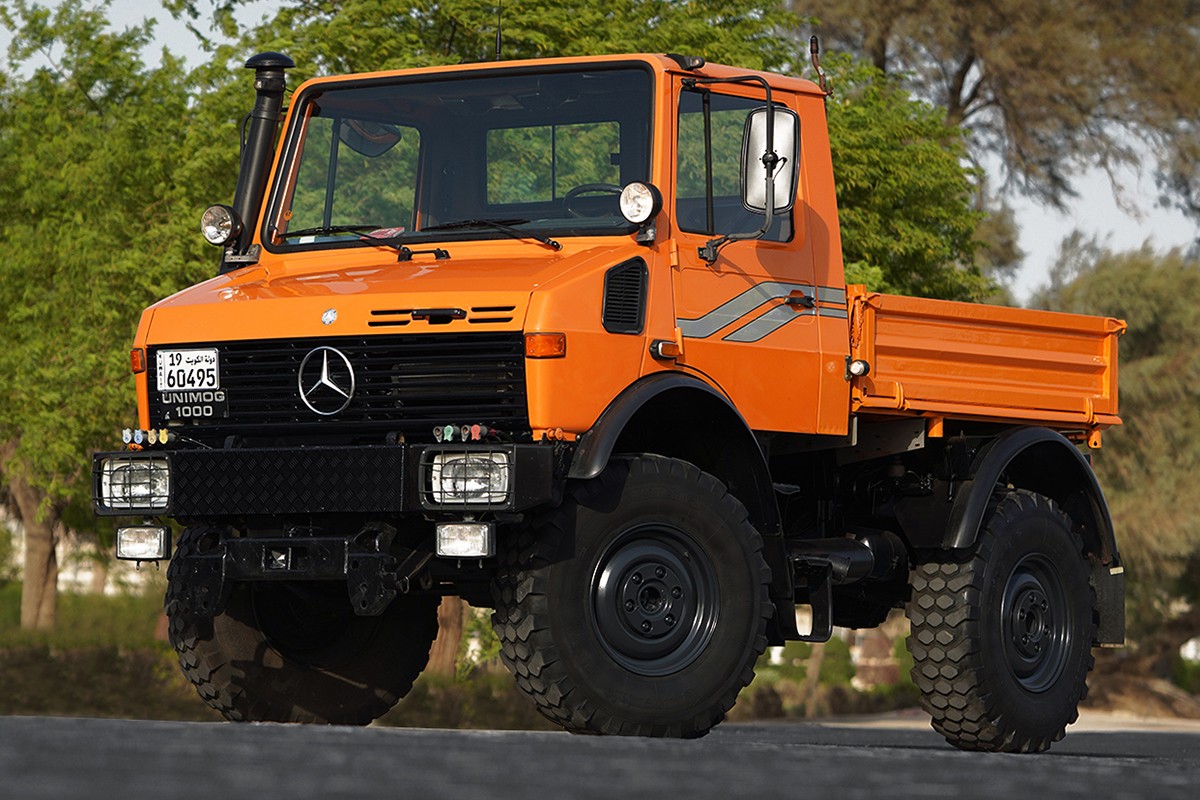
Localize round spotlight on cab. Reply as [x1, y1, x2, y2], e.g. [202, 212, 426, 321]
[619, 182, 663, 225]
[200, 204, 242, 247]
[847, 359, 871, 378]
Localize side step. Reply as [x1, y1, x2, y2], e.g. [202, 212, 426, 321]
[788, 532, 907, 643]
[791, 557, 835, 642]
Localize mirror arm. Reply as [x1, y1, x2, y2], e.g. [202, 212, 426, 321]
[684, 75, 778, 264]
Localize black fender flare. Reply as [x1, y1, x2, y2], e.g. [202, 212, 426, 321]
[569, 376, 761, 493]
[568, 373, 777, 532]
[570, 373, 719, 480]
[944, 426, 1124, 644]
[568, 373, 794, 640]
[945, 427, 1117, 560]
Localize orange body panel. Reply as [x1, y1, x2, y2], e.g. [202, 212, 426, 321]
[848, 287, 1124, 431]
[132, 54, 1121, 443]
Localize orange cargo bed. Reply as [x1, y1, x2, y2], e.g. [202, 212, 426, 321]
[848, 287, 1124, 432]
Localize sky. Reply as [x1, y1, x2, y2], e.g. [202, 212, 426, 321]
[8, 1, 1199, 303]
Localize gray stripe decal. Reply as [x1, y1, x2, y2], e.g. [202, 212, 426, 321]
[677, 281, 810, 339]
[723, 305, 813, 343]
[817, 286, 846, 305]
[821, 308, 849, 319]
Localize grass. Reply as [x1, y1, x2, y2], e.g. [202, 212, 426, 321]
[0, 579, 166, 648]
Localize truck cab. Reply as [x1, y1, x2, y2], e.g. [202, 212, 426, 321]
[94, 52, 1123, 753]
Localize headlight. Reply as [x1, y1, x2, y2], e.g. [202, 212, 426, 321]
[619, 182, 663, 225]
[428, 452, 510, 505]
[99, 457, 170, 511]
[116, 526, 171, 561]
[200, 204, 242, 246]
[436, 522, 496, 558]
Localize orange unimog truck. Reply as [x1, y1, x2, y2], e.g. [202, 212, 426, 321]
[93, 49, 1125, 753]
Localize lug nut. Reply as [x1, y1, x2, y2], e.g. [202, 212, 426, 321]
[671, 587, 682, 599]
[625, 600, 635, 611]
[655, 566, 666, 578]
[641, 621, 652, 633]
[631, 573, 643, 584]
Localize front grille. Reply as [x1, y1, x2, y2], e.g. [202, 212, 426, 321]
[149, 332, 527, 442]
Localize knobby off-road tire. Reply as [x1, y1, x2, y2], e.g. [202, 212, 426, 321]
[165, 525, 440, 724]
[491, 455, 773, 738]
[906, 491, 1098, 753]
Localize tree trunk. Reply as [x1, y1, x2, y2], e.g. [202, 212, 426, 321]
[426, 596, 466, 677]
[8, 473, 59, 630]
[89, 552, 109, 594]
[802, 643, 828, 717]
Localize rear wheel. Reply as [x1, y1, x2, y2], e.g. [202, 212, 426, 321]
[491, 456, 772, 737]
[906, 491, 1097, 752]
[166, 525, 439, 724]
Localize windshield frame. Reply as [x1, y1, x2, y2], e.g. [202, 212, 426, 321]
[261, 60, 657, 256]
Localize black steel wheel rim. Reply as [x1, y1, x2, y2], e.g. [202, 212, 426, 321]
[1000, 553, 1072, 693]
[591, 524, 720, 677]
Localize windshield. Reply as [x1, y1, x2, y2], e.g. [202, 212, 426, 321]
[266, 65, 653, 251]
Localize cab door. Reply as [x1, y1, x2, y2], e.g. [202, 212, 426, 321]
[668, 77, 827, 435]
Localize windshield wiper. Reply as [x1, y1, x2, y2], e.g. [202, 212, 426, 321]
[278, 224, 397, 239]
[276, 224, 411, 257]
[421, 218, 562, 251]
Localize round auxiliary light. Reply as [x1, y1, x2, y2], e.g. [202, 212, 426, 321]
[200, 204, 242, 247]
[619, 182, 663, 225]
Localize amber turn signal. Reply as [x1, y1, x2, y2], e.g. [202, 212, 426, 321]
[524, 332, 567, 358]
[130, 348, 147, 374]
[650, 339, 681, 359]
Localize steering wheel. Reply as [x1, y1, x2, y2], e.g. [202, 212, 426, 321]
[563, 183, 622, 218]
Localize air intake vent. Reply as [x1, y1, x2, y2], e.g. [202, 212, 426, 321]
[602, 258, 647, 335]
[368, 307, 517, 327]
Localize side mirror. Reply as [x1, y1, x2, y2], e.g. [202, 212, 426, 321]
[741, 106, 799, 213]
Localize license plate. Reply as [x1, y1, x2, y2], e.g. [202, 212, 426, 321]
[156, 348, 220, 391]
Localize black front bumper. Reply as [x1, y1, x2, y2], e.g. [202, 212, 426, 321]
[93, 443, 557, 518]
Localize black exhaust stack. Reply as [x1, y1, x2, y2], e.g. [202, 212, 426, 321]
[222, 52, 294, 273]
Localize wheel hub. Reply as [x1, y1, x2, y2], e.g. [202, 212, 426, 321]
[617, 561, 686, 638]
[592, 525, 719, 677]
[1001, 555, 1072, 693]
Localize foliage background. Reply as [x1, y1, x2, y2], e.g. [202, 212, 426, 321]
[1, 0, 1198, 719]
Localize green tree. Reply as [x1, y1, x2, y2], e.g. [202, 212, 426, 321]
[0, 0, 201, 627]
[1033, 241, 1200, 691]
[174, 0, 799, 81]
[806, 0, 1200, 220]
[825, 56, 988, 300]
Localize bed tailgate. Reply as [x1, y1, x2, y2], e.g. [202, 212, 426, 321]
[848, 288, 1125, 430]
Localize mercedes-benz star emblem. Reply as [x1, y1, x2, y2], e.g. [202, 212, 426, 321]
[298, 347, 356, 416]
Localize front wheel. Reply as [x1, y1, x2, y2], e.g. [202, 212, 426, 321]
[491, 456, 772, 737]
[906, 491, 1097, 752]
[166, 525, 440, 724]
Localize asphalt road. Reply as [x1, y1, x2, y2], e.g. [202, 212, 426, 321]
[1, 712, 1197, 800]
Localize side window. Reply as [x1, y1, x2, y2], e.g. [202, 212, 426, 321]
[676, 91, 791, 241]
[487, 121, 621, 205]
[288, 118, 420, 232]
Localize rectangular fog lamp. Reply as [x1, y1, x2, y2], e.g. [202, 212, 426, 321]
[436, 522, 495, 558]
[116, 526, 171, 561]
